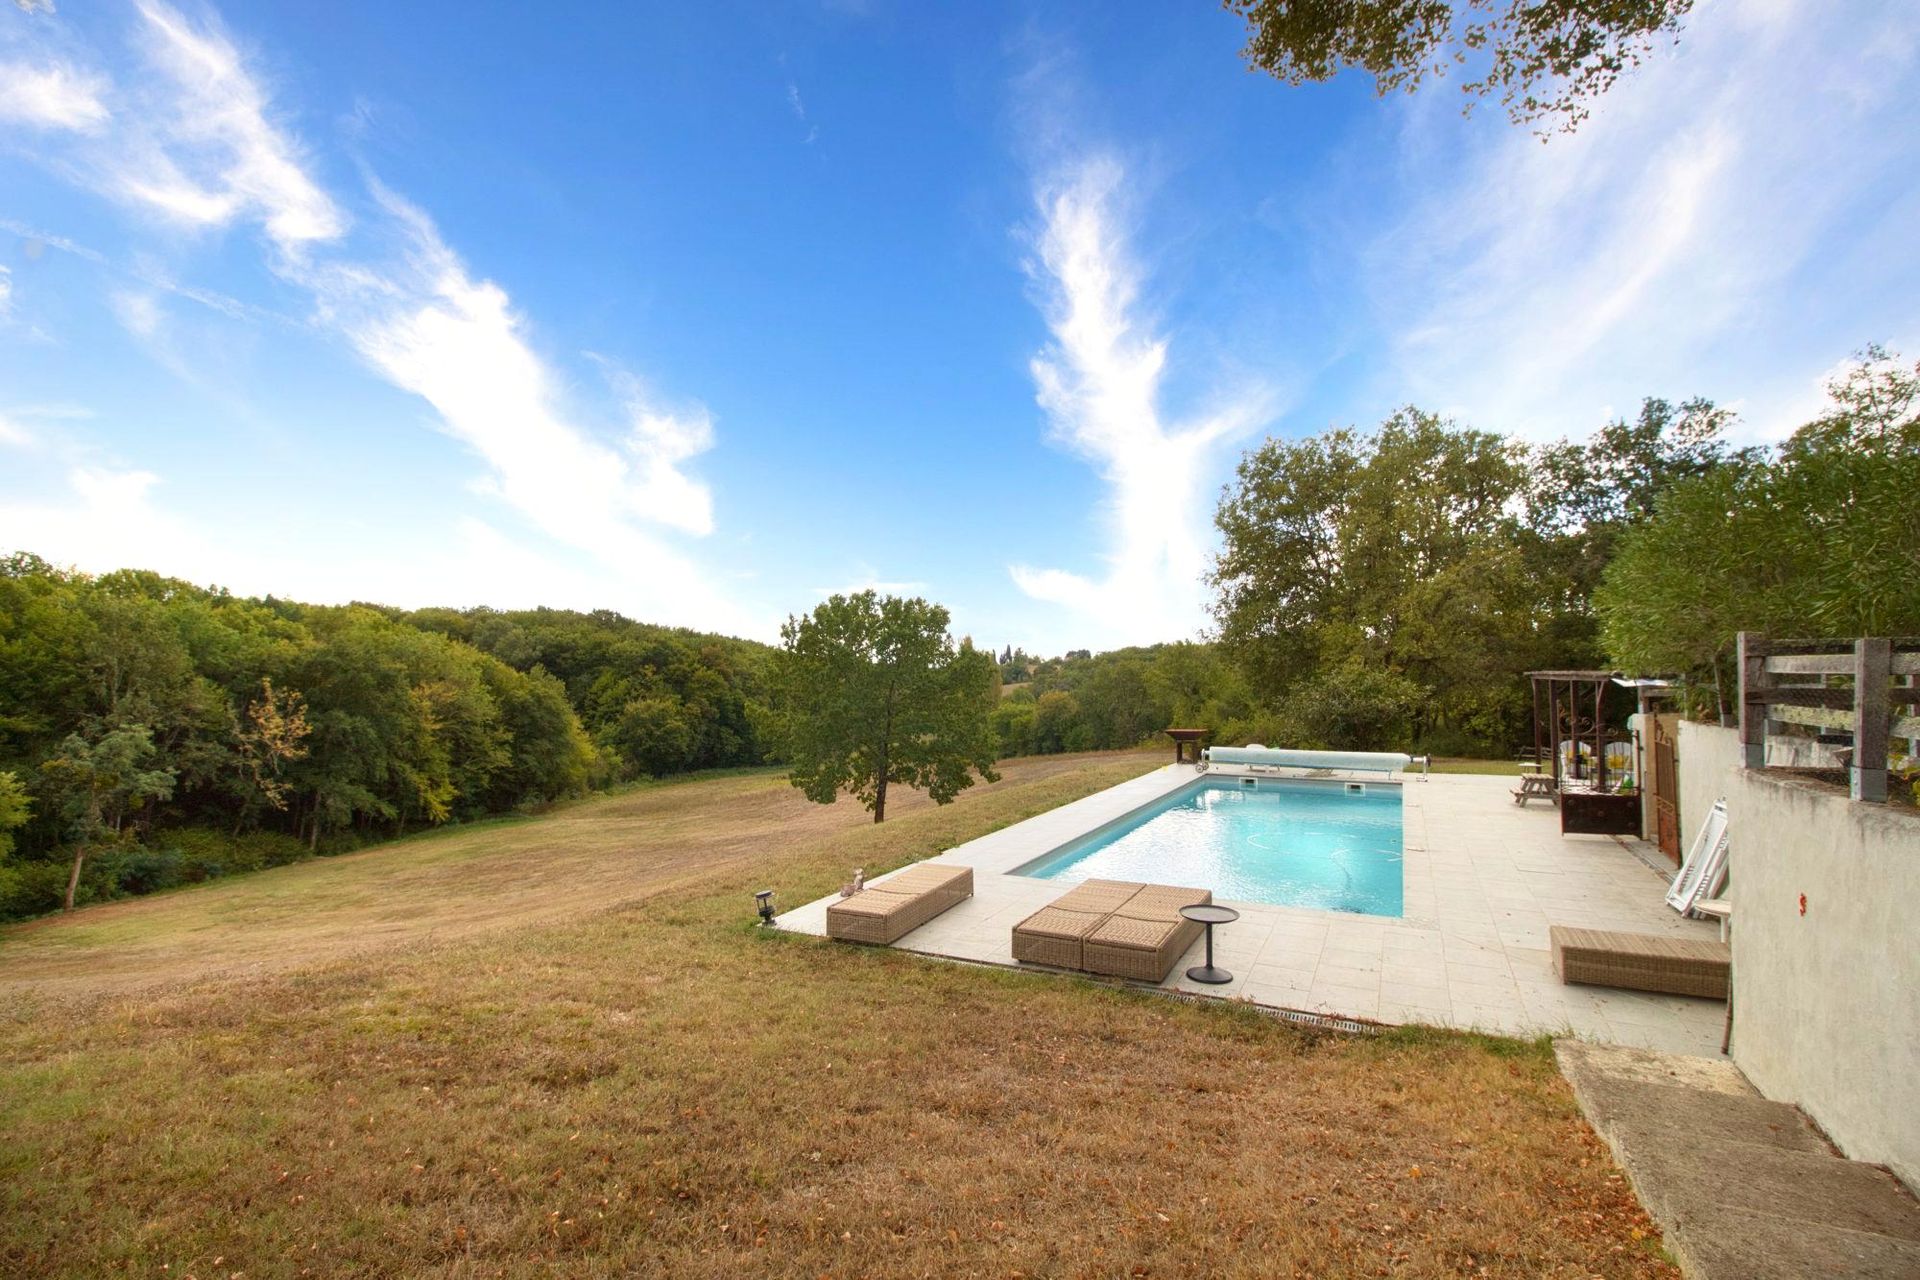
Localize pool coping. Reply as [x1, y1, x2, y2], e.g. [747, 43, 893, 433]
[775, 762, 1729, 1056]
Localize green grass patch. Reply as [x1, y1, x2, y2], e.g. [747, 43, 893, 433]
[1409, 757, 1534, 776]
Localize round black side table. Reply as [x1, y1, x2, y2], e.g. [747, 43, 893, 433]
[1179, 903, 1240, 984]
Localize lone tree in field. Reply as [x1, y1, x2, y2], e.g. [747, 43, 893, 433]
[777, 592, 999, 823]
[1225, 0, 1693, 132]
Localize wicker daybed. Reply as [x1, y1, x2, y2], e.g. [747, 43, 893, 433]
[1013, 879, 1212, 983]
[1550, 925, 1730, 999]
[826, 863, 973, 946]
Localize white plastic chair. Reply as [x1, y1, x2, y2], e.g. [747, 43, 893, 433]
[1667, 798, 1730, 916]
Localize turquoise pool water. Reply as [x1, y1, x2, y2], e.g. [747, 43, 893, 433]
[1017, 779, 1404, 917]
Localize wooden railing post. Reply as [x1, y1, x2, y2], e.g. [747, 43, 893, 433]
[1738, 631, 1768, 769]
[1853, 637, 1892, 802]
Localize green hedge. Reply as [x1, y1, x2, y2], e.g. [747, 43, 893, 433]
[0, 828, 313, 921]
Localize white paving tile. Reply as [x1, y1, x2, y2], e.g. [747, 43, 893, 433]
[775, 765, 1725, 1053]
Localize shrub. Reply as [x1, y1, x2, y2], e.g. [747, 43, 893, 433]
[140, 828, 312, 889]
[160, 828, 259, 880]
[243, 829, 311, 869]
[105, 845, 187, 895]
[990, 697, 1037, 757]
[1275, 666, 1423, 751]
[0, 859, 90, 919]
[1212, 713, 1286, 748]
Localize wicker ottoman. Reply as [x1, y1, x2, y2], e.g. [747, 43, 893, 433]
[1050, 878, 1146, 913]
[1550, 925, 1730, 999]
[1113, 883, 1212, 921]
[1082, 913, 1205, 983]
[1011, 905, 1108, 969]
[826, 863, 973, 945]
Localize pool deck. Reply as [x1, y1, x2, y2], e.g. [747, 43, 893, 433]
[776, 764, 1728, 1055]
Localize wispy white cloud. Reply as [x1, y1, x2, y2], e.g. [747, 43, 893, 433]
[322, 188, 734, 600]
[0, 264, 11, 315]
[109, 288, 162, 338]
[107, 286, 213, 389]
[115, 0, 344, 253]
[0, 402, 89, 449]
[2, 6, 342, 249]
[0, 217, 106, 264]
[0, 0, 761, 636]
[1010, 155, 1270, 648]
[808, 567, 931, 600]
[0, 217, 279, 327]
[0, 59, 109, 130]
[590, 357, 717, 536]
[0, 374, 772, 634]
[784, 80, 818, 144]
[1364, 0, 1920, 441]
[0, 465, 204, 579]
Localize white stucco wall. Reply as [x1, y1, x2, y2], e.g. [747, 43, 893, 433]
[1677, 720, 1920, 1190]
[1676, 719, 1743, 853]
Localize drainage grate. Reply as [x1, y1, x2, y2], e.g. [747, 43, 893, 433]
[1155, 987, 1382, 1035]
[1344, 781, 1366, 795]
[1271, 1007, 1379, 1035]
[905, 948, 1384, 1036]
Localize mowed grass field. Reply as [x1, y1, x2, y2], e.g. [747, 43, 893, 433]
[0, 751, 1674, 1279]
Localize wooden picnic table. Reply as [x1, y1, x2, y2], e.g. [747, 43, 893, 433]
[1512, 771, 1557, 806]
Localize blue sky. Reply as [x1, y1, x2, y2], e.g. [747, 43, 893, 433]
[2, 0, 1917, 653]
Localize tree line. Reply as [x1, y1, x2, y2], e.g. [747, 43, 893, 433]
[6, 347, 1908, 913]
[980, 392, 1758, 760]
[991, 346, 1917, 760]
[0, 563, 778, 919]
[1205, 394, 1752, 753]
[991, 643, 1256, 758]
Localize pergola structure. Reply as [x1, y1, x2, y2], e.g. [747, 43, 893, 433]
[1526, 670, 1640, 836]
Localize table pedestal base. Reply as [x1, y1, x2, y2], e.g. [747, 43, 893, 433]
[1180, 910, 1238, 986]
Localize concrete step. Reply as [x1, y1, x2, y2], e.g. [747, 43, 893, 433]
[1557, 1039, 1920, 1280]
[1628, 1132, 1920, 1243]
[1684, 1207, 1920, 1280]
[1560, 1038, 1752, 1094]
[1600, 1080, 1832, 1156]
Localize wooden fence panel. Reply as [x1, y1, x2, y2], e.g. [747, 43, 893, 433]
[1737, 631, 1914, 804]
[1854, 638, 1892, 803]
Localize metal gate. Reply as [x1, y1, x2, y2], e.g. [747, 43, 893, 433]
[1651, 715, 1680, 862]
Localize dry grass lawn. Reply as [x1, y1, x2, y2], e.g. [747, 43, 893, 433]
[0, 753, 1138, 1000]
[0, 751, 1675, 1278]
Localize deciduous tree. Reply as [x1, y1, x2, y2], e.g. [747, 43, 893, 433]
[777, 593, 999, 823]
[1225, 0, 1693, 132]
[0, 770, 27, 860]
[39, 725, 176, 910]
[1598, 348, 1920, 691]
[1211, 409, 1537, 745]
[231, 677, 310, 831]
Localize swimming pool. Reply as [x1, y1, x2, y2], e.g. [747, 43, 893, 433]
[1014, 778, 1404, 917]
